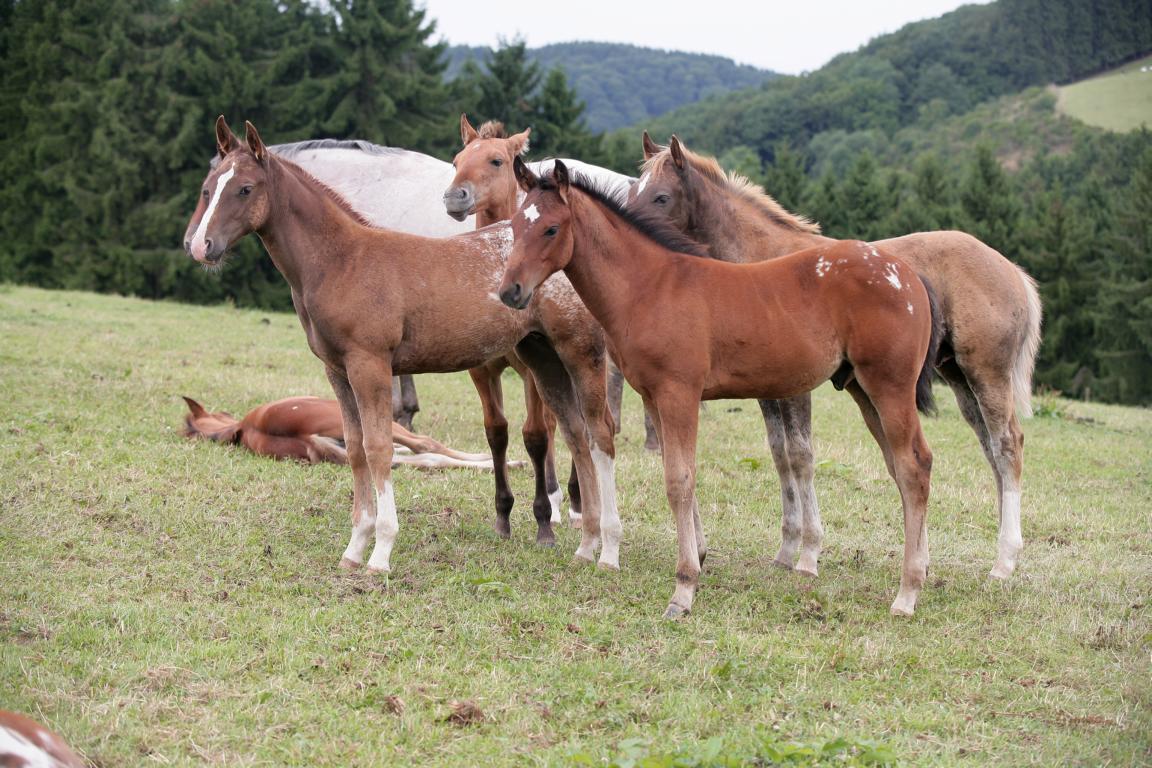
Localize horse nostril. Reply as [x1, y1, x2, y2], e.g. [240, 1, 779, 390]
[204, 238, 213, 253]
[184, 239, 190, 252]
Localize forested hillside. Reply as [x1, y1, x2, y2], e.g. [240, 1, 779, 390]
[446, 42, 776, 132]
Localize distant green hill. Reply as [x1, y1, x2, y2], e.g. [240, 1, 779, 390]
[616, 0, 1152, 162]
[1057, 54, 1152, 132]
[445, 42, 776, 133]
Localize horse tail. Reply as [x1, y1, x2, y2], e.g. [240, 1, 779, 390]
[1012, 267, 1043, 418]
[181, 396, 242, 445]
[915, 277, 944, 417]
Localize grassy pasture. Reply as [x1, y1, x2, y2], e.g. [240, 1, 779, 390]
[1, 285, 1149, 766]
[1056, 54, 1152, 132]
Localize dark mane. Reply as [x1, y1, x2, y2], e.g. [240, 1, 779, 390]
[539, 169, 708, 258]
[271, 139, 407, 158]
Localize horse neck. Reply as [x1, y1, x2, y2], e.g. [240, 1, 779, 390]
[476, 193, 517, 229]
[256, 159, 364, 292]
[688, 176, 832, 261]
[562, 192, 669, 339]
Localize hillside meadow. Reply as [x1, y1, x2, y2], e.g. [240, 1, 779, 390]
[1, 285, 1149, 766]
[1057, 54, 1152, 133]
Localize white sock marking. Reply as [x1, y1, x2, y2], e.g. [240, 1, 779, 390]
[366, 480, 398, 572]
[342, 505, 375, 564]
[549, 487, 563, 524]
[592, 446, 621, 567]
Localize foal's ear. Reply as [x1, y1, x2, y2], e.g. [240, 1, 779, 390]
[513, 156, 539, 192]
[642, 131, 662, 160]
[244, 120, 267, 163]
[510, 127, 531, 157]
[460, 113, 480, 146]
[553, 159, 570, 204]
[215, 115, 240, 158]
[670, 135, 687, 171]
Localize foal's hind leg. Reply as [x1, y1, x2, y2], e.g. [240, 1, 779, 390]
[346, 360, 401, 574]
[467, 363, 515, 538]
[516, 335, 605, 565]
[390, 374, 420, 430]
[519, 368, 559, 546]
[760, 395, 823, 576]
[943, 358, 1025, 578]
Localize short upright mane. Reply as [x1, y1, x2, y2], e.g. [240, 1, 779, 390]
[642, 147, 821, 235]
[542, 170, 708, 258]
[272, 153, 375, 228]
[477, 121, 507, 139]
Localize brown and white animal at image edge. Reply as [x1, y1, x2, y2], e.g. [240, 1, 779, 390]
[183, 117, 620, 577]
[499, 158, 943, 617]
[0, 710, 86, 767]
[628, 133, 1042, 582]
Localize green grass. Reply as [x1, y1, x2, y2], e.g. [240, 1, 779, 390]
[1, 285, 1149, 766]
[1057, 54, 1152, 132]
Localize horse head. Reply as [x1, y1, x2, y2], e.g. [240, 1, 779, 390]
[443, 114, 531, 223]
[183, 116, 272, 266]
[498, 158, 574, 310]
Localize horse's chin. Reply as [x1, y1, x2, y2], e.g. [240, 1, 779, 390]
[196, 252, 229, 273]
[445, 207, 472, 222]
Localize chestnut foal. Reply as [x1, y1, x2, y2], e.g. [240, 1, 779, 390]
[629, 135, 1042, 580]
[500, 160, 942, 617]
[183, 118, 619, 573]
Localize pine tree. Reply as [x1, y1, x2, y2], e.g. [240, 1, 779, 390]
[533, 66, 599, 159]
[468, 37, 541, 132]
[837, 151, 891, 241]
[960, 144, 1021, 259]
[762, 142, 807, 214]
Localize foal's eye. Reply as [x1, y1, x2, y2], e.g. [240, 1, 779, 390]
[491, 158, 503, 168]
[544, 225, 559, 237]
[654, 193, 670, 205]
[238, 185, 253, 197]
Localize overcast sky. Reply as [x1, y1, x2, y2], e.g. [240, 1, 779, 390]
[418, 0, 991, 74]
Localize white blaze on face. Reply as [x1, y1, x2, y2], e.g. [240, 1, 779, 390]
[190, 162, 236, 260]
[521, 203, 540, 225]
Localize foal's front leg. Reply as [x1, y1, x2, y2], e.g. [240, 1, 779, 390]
[655, 390, 703, 618]
[760, 395, 823, 576]
[348, 360, 400, 574]
[328, 368, 376, 570]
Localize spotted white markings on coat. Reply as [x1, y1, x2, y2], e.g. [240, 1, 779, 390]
[884, 262, 903, 290]
[815, 254, 832, 277]
[522, 204, 540, 224]
[907, 302, 915, 314]
[190, 162, 236, 260]
[636, 172, 650, 195]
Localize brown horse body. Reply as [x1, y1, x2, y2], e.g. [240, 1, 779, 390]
[629, 135, 1041, 580]
[0, 709, 85, 767]
[182, 118, 619, 575]
[500, 161, 940, 617]
[182, 396, 504, 469]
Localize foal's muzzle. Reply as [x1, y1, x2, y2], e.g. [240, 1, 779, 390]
[442, 184, 475, 222]
[499, 282, 531, 311]
[186, 237, 224, 265]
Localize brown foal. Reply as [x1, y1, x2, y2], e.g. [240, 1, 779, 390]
[630, 135, 1042, 580]
[183, 117, 618, 573]
[500, 160, 942, 617]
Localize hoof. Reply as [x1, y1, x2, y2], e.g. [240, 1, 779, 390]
[494, 518, 512, 539]
[989, 562, 1015, 580]
[889, 597, 916, 617]
[536, 531, 557, 548]
[794, 565, 819, 579]
[771, 557, 794, 571]
[663, 603, 689, 620]
[338, 557, 361, 571]
[365, 565, 391, 577]
[572, 552, 596, 565]
[596, 560, 620, 572]
[644, 440, 661, 453]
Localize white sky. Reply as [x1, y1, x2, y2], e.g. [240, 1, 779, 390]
[418, 0, 991, 74]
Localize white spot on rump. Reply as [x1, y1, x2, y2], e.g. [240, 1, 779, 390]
[907, 302, 914, 314]
[522, 203, 539, 224]
[191, 162, 235, 259]
[815, 255, 832, 278]
[884, 262, 903, 290]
